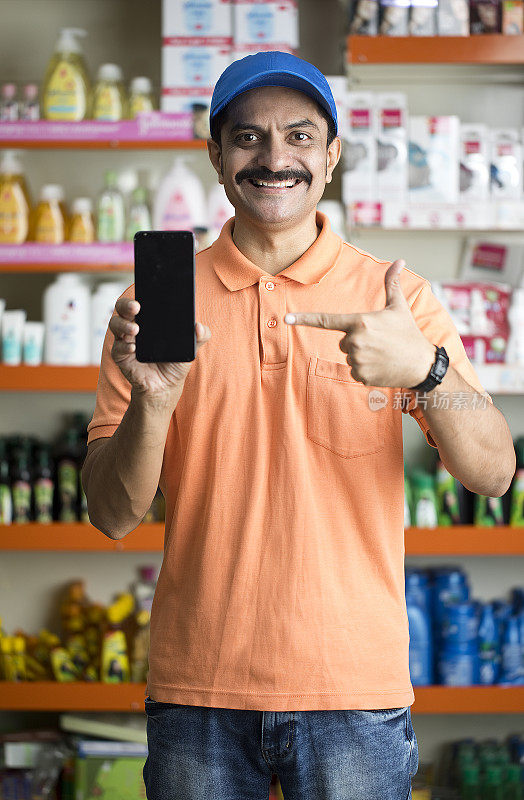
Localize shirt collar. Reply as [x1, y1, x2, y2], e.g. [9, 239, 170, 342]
[211, 211, 344, 291]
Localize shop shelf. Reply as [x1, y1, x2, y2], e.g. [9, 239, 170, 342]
[347, 34, 524, 64]
[0, 522, 164, 551]
[0, 524, 522, 553]
[0, 682, 522, 712]
[0, 365, 100, 392]
[0, 117, 208, 149]
[0, 242, 133, 272]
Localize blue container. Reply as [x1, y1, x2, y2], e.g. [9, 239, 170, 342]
[438, 641, 480, 686]
[477, 603, 500, 685]
[441, 601, 478, 645]
[406, 583, 433, 685]
[500, 615, 523, 685]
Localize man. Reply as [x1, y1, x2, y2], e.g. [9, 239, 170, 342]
[82, 51, 515, 800]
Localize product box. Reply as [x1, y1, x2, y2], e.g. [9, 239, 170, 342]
[490, 128, 523, 200]
[74, 741, 148, 800]
[232, 0, 298, 58]
[379, 0, 410, 34]
[342, 91, 377, 203]
[348, 0, 380, 33]
[408, 115, 460, 205]
[409, 0, 438, 34]
[346, 201, 383, 228]
[437, 0, 469, 33]
[459, 123, 490, 200]
[461, 237, 524, 286]
[376, 92, 408, 202]
[162, 0, 233, 37]
[470, 0, 502, 32]
[432, 281, 512, 364]
[325, 75, 347, 139]
[502, 0, 524, 32]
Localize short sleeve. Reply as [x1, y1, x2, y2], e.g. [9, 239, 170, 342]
[86, 286, 133, 445]
[402, 278, 494, 449]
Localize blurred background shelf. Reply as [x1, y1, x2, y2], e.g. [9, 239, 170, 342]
[347, 34, 524, 64]
[0, 242, 133, 272]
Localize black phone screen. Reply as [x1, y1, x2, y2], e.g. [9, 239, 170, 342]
[134, 230, 195, 363]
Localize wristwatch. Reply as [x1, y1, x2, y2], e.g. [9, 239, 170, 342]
[409, 345, 449, 393]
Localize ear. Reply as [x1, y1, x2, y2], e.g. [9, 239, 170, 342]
[325, 136, 342, 184]
[207, 138, 224, 185]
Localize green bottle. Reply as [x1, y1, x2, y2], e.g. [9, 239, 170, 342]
[502, 764, 523, 800]
[474, 494, 504, 527]
[436, 458, 461, 526]
[482, 765, 504, 800]
[411, 469, 438, 528]
[126, 186, 151, 241]
[33, 446, 54, 524]
[459, 761, 481, 800]
[510, 438, 524, 527]
[56, 428, 81, 522]
[96, 169, 125, 242]
[0, 439, 13, 525]
[11, 449, 32, 524]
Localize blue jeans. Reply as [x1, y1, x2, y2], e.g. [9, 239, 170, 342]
[143, 699, 419, 800]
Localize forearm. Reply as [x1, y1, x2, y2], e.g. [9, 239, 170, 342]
[83, 385, 183, 538]
[417, 364, 515, 497]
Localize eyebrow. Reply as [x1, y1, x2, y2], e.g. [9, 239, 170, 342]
[228, 118, 320, 135]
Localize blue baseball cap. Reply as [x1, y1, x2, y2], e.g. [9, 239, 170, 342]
[209, 51, 338, 137]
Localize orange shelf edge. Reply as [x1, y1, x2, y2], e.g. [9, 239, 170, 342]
[347, 34, 524, 64]
[0, 523, 164, 551]
[0, 683, 523, 712]
[1, 524, 522, 553]
[0, 365, 100, 392]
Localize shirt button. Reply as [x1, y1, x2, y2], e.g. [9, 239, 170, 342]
[267, 318, 277, 328]
[265, 281, 275, 290]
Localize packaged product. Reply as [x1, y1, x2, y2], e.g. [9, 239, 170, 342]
[502, 0, 524, 31]
[92, 64, 127, 121]
[348, 0, 380, 34]
[510, 437, 524, 526]
[20, 83, 39, 120]
[232, 0, 298, 57]
[408, 116, 460, 205]
[342, 91, 377, 204]
[43, 274, 90, 365]
[153, 157, 207, 231]
[410, 469, 438, 528]
[0, 150, 32, 244]
[42, 28, 91, 120]
[437, 0, 469, 33]
[96, 170, 125, 242]
[376, 92, 408, 202]
[2, 310, 26, 366]
[126, 186, 151, 241]
[470, 0, 502, 31]
[490, 128, 523, 201]
[68, 198, 95, 243]
[128, 77, 155, 117]
[435, 460, 461, 526]
[32, 184, 68, 244]
[409, 0, 438, 34]
[100, 594, 134, 683]
[22, 321, 45, 366]
[0, 83, 18, 121]
[459, 124, 490, 200]
[379, 0, 410, 34]
[162, 0, 233, 37]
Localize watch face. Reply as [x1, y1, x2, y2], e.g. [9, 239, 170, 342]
[434, 354, 448, 379]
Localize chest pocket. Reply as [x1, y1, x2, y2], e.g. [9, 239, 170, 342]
[306, 356, 388, 459]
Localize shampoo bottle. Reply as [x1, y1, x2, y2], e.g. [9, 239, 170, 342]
[153, 158, 207, 231]
[126, 186, 151, 240]
[92, 64, 127, 121]
[33, 184, 68, 244]
[129, 77, 155, 117]
[96, 170, 125, 242]
[68, 198, 95, 243]
[0, 150, 32, 244]
[42, 28, 90, 121]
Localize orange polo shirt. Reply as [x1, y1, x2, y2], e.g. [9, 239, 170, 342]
[87, 211, 493, 711]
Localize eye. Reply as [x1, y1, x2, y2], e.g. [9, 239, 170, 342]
[236, 133, 258, 143]
[291, 132, 311, 141]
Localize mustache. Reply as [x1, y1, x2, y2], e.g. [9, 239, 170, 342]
[235, 166, 312, 186]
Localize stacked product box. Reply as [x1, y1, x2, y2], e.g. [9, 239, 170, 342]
[161, 0, 234, 138]
[232, 0, 299, 59]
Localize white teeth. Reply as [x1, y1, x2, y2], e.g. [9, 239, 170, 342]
[252, 179, 297, 188]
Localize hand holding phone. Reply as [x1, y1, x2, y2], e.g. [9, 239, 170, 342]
[109, 297, 211, 398]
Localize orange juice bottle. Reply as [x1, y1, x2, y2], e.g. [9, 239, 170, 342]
[32, 184, 68, 244]
[68, 198, 95, 243]
[0, 150, 32, 244]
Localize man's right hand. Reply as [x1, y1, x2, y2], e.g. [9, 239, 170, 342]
[109, 297, 211, 397]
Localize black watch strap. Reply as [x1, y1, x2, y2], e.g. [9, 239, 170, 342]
[409, 345, 449, 393]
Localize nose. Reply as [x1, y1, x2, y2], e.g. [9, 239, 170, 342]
[256, 133, 293, 174]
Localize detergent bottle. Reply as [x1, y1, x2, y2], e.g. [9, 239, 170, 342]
[42, 28, 91, 121]
[0, 150, 32, 244]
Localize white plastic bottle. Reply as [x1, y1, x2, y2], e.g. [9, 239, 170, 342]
[506, 287, 524, 365]
[153, 158, 207, 231]
[207, 182, 234, 240]
[90, 280, 128, 365]
[43, 273, 90, 365]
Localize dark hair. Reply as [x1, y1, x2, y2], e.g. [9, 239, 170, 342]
[210, 98, 337, 148]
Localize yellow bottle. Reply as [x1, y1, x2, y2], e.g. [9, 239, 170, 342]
[68, 198, 95, 243]
[33, 184, 68, 244]
[12, 635, 27, 680]
[42, 28, 91, 121]
[92, 64, 127, 121]
[0, 150, 32, 244]
[128, 77, 155, 118]
[101, 593, 134, 683]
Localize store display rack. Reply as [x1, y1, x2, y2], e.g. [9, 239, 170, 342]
[347, 34, 524, 64]
[1, 524, 523, 554]
[0, 243, 133, 272]
[0, 682, 522, 713]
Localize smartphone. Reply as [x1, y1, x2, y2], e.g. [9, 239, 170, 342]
[134, 230, 195, 363]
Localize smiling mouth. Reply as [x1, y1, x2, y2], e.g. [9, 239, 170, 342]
[247, 178, 302, 189]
